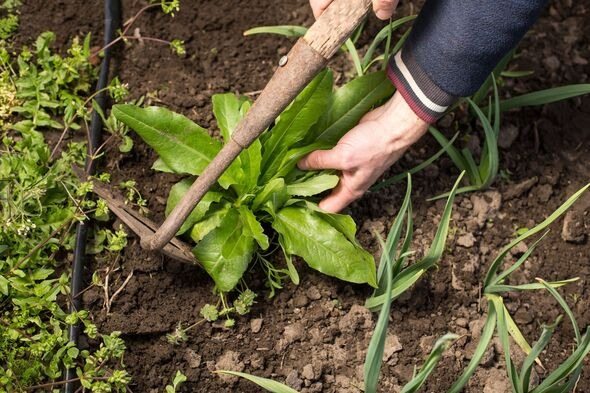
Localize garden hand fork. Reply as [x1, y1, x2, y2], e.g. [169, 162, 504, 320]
[141, 0, 373, 251]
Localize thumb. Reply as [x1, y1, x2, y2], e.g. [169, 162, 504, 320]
[298, 148, 344, 171]
[373, 0, 399, 20]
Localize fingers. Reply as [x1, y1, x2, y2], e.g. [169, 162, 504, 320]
[319, 182, 358, 213]
[309, 0, 333, 19]
[373, 0, 399, 20]
[298, 148, 345, 171]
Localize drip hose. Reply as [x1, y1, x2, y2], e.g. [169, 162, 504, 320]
[64, 0, 120, 391]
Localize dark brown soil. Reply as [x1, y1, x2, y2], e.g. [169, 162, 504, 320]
[18, 0, 590, 392]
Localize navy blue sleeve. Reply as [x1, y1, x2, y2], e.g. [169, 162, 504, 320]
[387, 0, 548, 122]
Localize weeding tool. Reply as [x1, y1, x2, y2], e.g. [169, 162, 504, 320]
[98, 0, 373, 256]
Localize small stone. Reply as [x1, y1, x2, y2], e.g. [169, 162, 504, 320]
[338, 304, 373, 333]
[383, 334, 403, 361]
[307, 286, 322, 300]
[302, 364, 315, 380]
[456, 233, 476, 248]
[308, 382, 323, 392]
[293, 293, 310, 308]
[504, 177, 538, 200]
[510, 241, 528, 256]
[286, 370, 303, 390]
[498, 124, 519, 149]
[471, 191, 502, 228]
[469, 317, 488, 341]
[419, 335, 436, 354]
[515, 308, 533, 325]
[284, 322, 304, 344]
[215, 351, 245, 384]
[533, 184, 553, 203]
[562, 210, 586, 243]
[543, 55, 560, 72]
[184, 349, 202, 368]
[483, 368, 511, 393]
[250, 318, 263, 333]
[455, 318, 468, 328]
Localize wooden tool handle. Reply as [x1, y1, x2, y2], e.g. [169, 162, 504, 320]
[145, 0, 371, 251]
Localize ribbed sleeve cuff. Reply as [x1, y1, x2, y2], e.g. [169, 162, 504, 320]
[387, 49, 458, 124]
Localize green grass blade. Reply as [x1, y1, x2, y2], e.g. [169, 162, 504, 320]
[367, 172, 464, 310]
[429, 127, 469, 173]
[537, 279, 581, 343]
[371, 132, 459, 191]
[448, 301, 497, 393]
[393, 202, 414, 278]
[471, 50, 514, 106]
[215, 371, 299, 393]
[400, 333, 459, 393]
[501, 70, 534, 78]
[243, 25, 307, 38]
[375, 174, 412, 293]
[484, 184, 590, 287]
[489, 231, 550, 287]
[467, 98, 498, 189]
[344, 38, 363, 77]
[520, 317, 561, 393]
[381, 18, 393, 71]
[503, 302, 543, 369]
[361, 15, 416, 69]
[365, 269, 425, 310]
[499, 84, 590, 112]
[533, 329, 590, 392]
[490, 295, 522, 393]
[461, 148, 483, 186]
[485, 278, 578, 293]
[492, 75, 500, 136]
[364, 236, 394, 393]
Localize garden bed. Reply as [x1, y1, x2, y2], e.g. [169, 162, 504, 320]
[16, 0, 590, 391]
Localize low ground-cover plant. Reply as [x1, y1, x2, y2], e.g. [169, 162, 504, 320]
[0, 25, 134, 392]
[113, 69, 395, 299]
[449, 183, 590, 393]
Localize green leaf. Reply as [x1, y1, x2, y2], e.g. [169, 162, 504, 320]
[366, 172, 464, 309]
[537, 279, 581, 343]
[364, 236, 394, 393]
[152, 157, 174, 173]
[213, 95, 261, 193]
[361, 15, 417, 69]
[308, 71, 395, 145]
[0, 275, 8, 296]
[286, 173, 339, 197]
[499, 84, 590, 112]
[261, 70, 333, 182]
[448, 303, 497, 393]
[272, 206, 377, 287]
[238, 206, 269, 250]
[165, 178, 225, 235]
[193, 208, 256, 292]
[243, 25, 307, 38]
[401, 333, 459, 393]
[252, 178, 289, 212]
[112, 105, 222, 177]
[484, 183, 589, 287]
[344, 38, 363, 76]
[212, 93, 249, 142]
[520, 317, 560, 392]
[190, 204, 230, 243]
[215, 370, 299, 393]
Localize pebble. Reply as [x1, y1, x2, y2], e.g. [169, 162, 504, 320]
[562, 210, 587, 243]
[307, 286, 322, 300]
[293, 293, 309, 308]
[504, 177, 538, 200]
[286, 370, 303, 390]
[455, 317, 468, 328]
[383, 334, 403, 361]
[302, 364, 316, 380]
[456, 233, 476, 248]
[184, 349, 202, 368]
[250, 318, 263, 333]
[498, 124, 519, 149]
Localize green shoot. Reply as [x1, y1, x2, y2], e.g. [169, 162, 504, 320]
[366, 172, 464, 310]
[165, 370, 187, 393]
[215, 370, 299, 393]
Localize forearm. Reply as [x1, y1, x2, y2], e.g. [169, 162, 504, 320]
[389, 0, 548, 123]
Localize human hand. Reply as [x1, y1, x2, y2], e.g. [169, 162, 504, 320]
[298, 91, 429, 213]
[310, 0, 399, 20]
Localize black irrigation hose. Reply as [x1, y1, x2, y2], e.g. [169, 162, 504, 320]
[64, 0, 120, 392]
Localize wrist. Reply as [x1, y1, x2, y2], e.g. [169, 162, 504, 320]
[377, 91, 429, 146]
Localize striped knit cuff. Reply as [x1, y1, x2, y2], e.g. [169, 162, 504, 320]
[387, 49, 457, 124]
